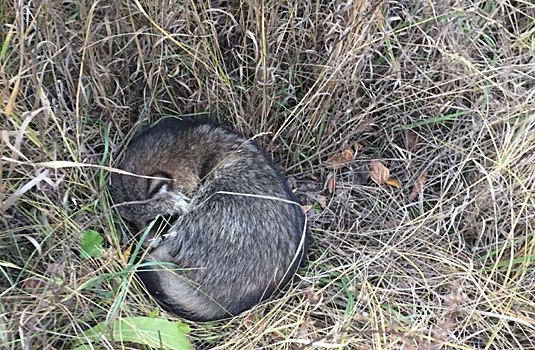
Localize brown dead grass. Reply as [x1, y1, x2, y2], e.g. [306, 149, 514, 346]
[1, 0, 535, 349]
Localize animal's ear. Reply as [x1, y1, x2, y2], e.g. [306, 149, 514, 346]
[147, 173, 173, 198]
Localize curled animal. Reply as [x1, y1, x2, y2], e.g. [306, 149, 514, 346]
[109, 118, 310, 321]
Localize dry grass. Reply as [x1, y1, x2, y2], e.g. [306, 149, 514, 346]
[1, 0, 535, 349]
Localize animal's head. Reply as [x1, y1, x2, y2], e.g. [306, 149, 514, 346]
[109, 170, 193, 231]
[109, 124, 199, 231]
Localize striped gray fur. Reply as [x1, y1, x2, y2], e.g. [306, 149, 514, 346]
[109, 118, 311, 321]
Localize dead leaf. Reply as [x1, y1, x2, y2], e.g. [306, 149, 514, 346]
[406, 131, 419, 152]
[369, 160, 390, 184]
[301, 204, 313, 213]
[409, 171, 428, 200]
[315, 194, 327, 208]
[307, 288, 321, 305]
[326, 173, 336, 194]
[341, 149, 353, 159]
[243, 312, 255, 329]
[385, 177, 401, 188]
[325, 148, 354, 168]
[122, 243, 133, 262]
[22, 278, 45, 291]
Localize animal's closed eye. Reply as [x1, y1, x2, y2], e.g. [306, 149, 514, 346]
[147, 172, 173, 198]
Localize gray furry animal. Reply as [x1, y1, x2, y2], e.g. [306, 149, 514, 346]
[109, 118, 310, 321]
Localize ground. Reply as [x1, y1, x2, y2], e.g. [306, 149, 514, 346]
[1, 0, 534, 349]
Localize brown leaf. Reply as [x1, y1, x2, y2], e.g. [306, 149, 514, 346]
[385, 177, 401, 188]
[326, 173, 336, 194]
[325, 148, 354, 168]
[341, 149, 353, 159]
[307, 288, 321, 305]
[409, 171, 428, 200]
[301, 204, 313, 213]
[22, 278, 45, 291]
[315, 194, 327, 207]
[243, 312, 255, 329]
[369, 160, 390, 184]
[122, 243, 133, 262]
[406, 131, 419, 152]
